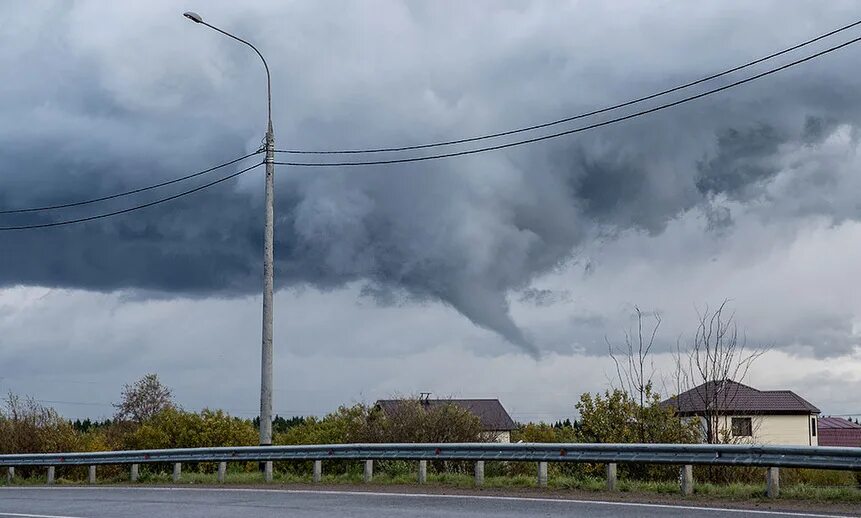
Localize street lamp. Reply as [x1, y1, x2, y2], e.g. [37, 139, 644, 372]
[183, 11, 277, 481]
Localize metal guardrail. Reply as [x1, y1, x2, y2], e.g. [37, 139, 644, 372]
[1, 442, 859, 470]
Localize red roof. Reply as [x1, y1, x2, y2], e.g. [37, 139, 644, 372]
[819, 417, 861, 429]
[818, 417, 861, 447]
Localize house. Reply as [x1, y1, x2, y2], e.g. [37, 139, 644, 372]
[375, 397, 517, 443]
[662, 380, 820, 446]
[817, 417, 861, 447]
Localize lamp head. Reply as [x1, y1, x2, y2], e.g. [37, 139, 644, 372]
[183, 12, 203, 23]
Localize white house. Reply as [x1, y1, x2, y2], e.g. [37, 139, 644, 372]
[663, 380, 820, 446]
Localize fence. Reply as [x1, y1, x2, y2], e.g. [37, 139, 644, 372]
[1, 442, 859, 498]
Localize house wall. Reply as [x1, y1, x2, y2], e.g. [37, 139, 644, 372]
[713, 414, 817, 446]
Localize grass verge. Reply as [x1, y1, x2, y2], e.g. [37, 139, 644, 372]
[1, 470, 859, 504]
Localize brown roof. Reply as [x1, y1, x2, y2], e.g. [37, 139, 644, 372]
[818, 417, 861, 447]
[662, 380, 820, 416]
[375, 398, 517, 432]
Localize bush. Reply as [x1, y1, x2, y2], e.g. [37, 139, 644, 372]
[275, 407, 355, 445]
[125, 408, 257, 450]
[276, 400, 485, 446]
[576, 386, 699, 481]
[0, 393, 83, 455]
[274, 400, 485, 476]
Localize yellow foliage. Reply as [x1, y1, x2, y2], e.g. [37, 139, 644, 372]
[126, 408, 257, 450]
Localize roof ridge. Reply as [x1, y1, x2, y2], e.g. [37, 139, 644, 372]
[730, 380, 760, 392]
[377, 397, 499, 401]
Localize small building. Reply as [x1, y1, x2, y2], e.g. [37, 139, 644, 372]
[375, 397, 517, 443]
[662, 380, 820, 446]
[817, 417, 861, 447]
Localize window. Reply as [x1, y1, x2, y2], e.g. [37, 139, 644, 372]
[811, 417, 817, 437]
[731, 417, 752, 437]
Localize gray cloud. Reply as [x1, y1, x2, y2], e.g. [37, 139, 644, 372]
[3, 1, 861, 356]
[696, 124, 786, 199]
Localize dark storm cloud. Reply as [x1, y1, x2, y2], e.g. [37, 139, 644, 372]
[3, 1, 861, 354]
[696, 124, 786, 199]
[519, 288, 571, 307]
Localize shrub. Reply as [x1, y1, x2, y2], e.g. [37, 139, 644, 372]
[0, 393, 82, 455]
[576, 386, 699, 480]
[125, 408, 257, 450]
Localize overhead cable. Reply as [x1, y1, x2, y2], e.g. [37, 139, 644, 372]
[273, 35, 861, 167]
[0, 161, 263, 231]
[0, 151, 261, 215]
[276, 19, 861, 155]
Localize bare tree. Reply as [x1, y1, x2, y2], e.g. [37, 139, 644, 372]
[608, 306, 661, 442]
[113, 373, 175, 424]
[672, 300, 767, 444]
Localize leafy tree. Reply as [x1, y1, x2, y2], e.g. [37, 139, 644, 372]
[0, 392, 82, 454]
[576, 385, 698, 445]
[113, 373, 175, 424]
[274, 400, 485, 445]
[71, 418, 112, 433]
[369, 400, 485, 443]
[576, 386, 699, 480]
[553, 419, 576, 430]
[126, 408, 256, 450]
[275, 409, 353, 445]
[254, 414, 307, 434]
[512, 422, 577, 443]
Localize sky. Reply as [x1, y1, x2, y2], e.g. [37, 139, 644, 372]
[1, 1, 861, 423]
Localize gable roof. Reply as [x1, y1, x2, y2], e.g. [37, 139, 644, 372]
[375, 398, 517, 431]
[662, 380, 820, 415]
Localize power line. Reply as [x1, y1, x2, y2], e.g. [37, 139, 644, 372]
[274, 35, 861, 168]
[0, 161, 263, 231]
[276, 19, 861, 155]
[36, 399, 113, 407]
[0, 151, 261, 215]
[4, 28, 859, 227]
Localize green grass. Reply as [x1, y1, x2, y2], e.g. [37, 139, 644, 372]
[2, 469, 859, 504]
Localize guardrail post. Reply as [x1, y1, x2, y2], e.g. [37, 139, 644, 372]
[6, 467, 13, 484]
[680, 464, 693, 496]
[766, 467, 780, 498]
[264, 461, 273, 483]
[364, 460, 373, 483]
[538, 461, 548, 487]
[173, 462, 181, 482]
[217, 462, 227, 483]
[130, 464, 139, 482]
[47, 466, 55, 485]
[88, 465, 96, 484]
[605, 463, 617, 492]
[418, 460, 427, 484]
[313, 460, 322, 483]
[474, 460, 485, 487]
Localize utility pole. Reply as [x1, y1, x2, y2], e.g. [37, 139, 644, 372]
[183, 12, 276, 478]
[261, 118, 275, 455]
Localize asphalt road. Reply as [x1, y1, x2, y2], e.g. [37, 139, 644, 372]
[0, 487, 853, 518]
